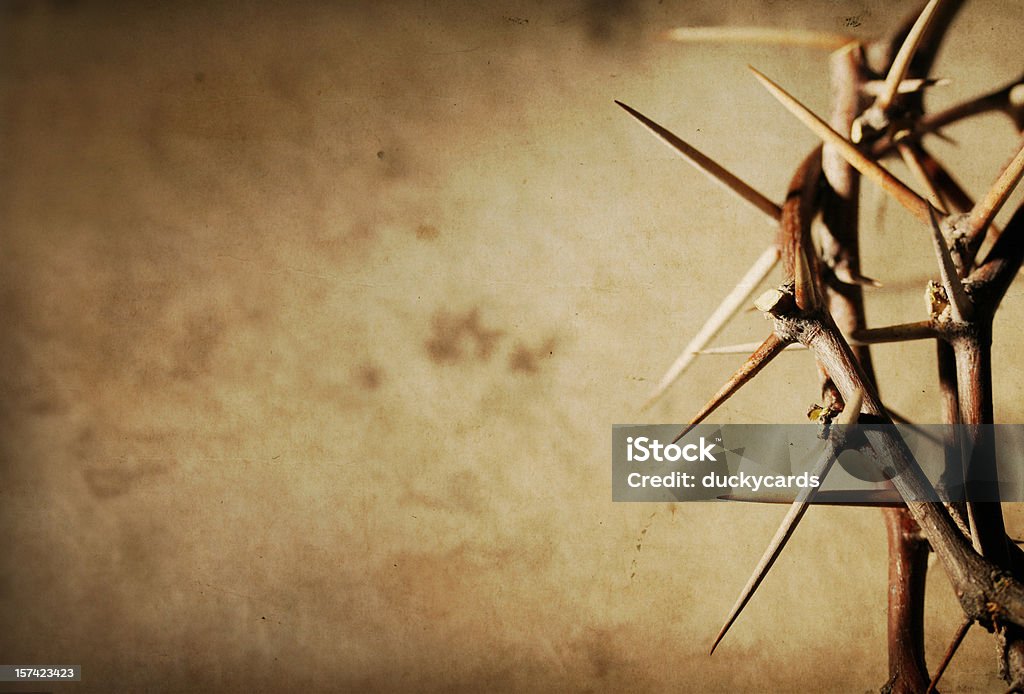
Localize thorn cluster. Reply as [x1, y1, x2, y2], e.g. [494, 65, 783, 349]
[620, 1, 1024, 689]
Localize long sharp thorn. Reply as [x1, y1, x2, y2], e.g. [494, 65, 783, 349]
[926, 618, 972, 693]
[833, 265, 883, 288]
[915, 144, 981, 215]
[969, 142, 1024, 241]
[794, 246, 820, 310]
[642, 246, 779, 411]
[671, 332, 789, 444]
[862, 77, 949, 98]
[929, 206, 973, 322]
[710, 422, 853, 654]
[916, 72, 1024, 136]
[850, 321, 937, 345]
[912, 145, 1008, 266]
[748, 67, 933, 224]
[710, 498, 815, 654]
[661, 26, 852, 50]
[898, 141, 947, 212]
[615, 101, 782, 222]
[698, 342, 807, 355]
[877, 0, 945, 111]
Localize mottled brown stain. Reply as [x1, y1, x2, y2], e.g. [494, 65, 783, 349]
[425, 308, 504, 364]
[508, 343, 539, 373]
[82, 459, 174, 499]
[26, 395, 64, 415]
[582, 0, 642, 45]
[355, 362, 383, 390]
[171, 312, 226, 381]
[573, 627, 617, 679]
[508, 335, 557, 374]
[346, 221, 377, 247]
[415, 223, 439, 241]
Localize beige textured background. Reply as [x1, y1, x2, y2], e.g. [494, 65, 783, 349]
[2, 1, 1024, 691]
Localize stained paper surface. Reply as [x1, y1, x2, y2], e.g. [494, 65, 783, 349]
[2, 1, 1024, 691]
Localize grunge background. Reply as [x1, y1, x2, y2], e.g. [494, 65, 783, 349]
[2, 1, 1023, 691]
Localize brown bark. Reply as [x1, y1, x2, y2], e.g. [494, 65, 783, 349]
[882, 507, 931, 694]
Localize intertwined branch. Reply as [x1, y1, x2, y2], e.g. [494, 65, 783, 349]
[620, 1, 1024, 691]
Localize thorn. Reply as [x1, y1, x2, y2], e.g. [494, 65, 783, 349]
[697, 342, 806, 355]
[748, 66, 932, 224]
[912, 143, 978, 215]
[926, 618, 971, 693]
[908, 144, 1005, 267]
[855, 275, 884, 288]
[699, 338, 867, 353]
[672, 333, 789, 443]
[832, 265, 883, 287]
[897, 141, 947, 212]
[861, 77, 949, 98]
[877, 0, 945, 111]
[615, 101, 782, 222]
[794, 246, 821, 310]
[850, 321, 937, 345]
[710, 433, 846, 654]
[928, 206, 973, 322]
[660, 26, 852, 50]
[913, 71, 1024, 141]
[968, 142, 1024, 242]
[642, 246, 779, 411]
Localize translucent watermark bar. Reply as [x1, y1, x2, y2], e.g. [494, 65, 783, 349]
[612, 423, 1024, 503]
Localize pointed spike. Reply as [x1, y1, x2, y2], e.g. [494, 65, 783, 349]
[661, 26, 852, 50]
[794, 246, 821, 310]
[897, 141, 947, 212]
[671, 333, 789, 444]
[833, 265, 883, 288]
[913, 143, 979, 215]
[926, 618, 972, 693]
[877, 0, 945, 110]
[615, 101, 782, 222]
[748, 67, 933, 224]
[697, 342, 807, 355]
[862, 77, 949, 98]
[710, 436, 843, 654]
[969, 142, 1024, 241]
[910, 144, 1009, 267]
[642, 246, 779, 411]
[856, 275, 883, 288]
[928, 206, 973, 322]
[913, 71, 1024, 140]
[850, 321, 937, 345]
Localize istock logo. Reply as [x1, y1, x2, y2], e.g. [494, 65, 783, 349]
[625, 436, 717, 463]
